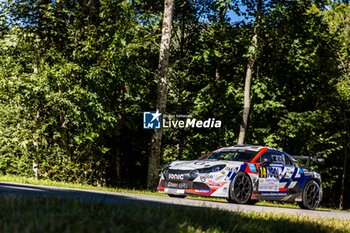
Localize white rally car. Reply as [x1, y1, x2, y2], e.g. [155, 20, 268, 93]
[157, 145, 322, 210]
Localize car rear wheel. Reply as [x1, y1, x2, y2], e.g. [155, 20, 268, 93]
[168, 194, 186, 198]
[298, 180, 321, 210]
[228, 172, 253, 204]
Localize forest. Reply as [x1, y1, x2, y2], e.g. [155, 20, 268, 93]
[0, 0, 349, 209]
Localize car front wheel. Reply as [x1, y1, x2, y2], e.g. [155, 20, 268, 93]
[228, 172, 253, 204]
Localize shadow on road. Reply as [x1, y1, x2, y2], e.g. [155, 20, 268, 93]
[0, 184, 344, 233]
[0, 182, 163, 206]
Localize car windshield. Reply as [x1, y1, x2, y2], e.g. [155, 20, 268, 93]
[204, 150, 257, 162]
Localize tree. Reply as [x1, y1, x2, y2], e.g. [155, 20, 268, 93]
[0, 0, 157, 186]
[147, 0, 175, 189]
[238, 0, 262, 144]
[325, 2, 350, 209]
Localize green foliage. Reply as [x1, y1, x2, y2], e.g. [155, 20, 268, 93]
[0, 0, 349, 209]
[325, 3, 350, 103]
[0, 0, 157, 186]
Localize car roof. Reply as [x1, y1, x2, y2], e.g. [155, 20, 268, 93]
[216, 144, 272, 152]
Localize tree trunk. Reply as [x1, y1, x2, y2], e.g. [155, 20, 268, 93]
[237, 0, 262, 145]
[33, 52, 40, 179]
[339, 114, 348, 209]
[32, 160, 39, 179]
[147, 0, 175, 189]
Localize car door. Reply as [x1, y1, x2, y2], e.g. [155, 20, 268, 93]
[257, 151, 297, 197]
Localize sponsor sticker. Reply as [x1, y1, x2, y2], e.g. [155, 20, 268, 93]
[195, 190, 211, 193]
[258, 178, 279, 192]
[164, 188, 185, 194]
[166, 181, 191, 189]
[248, 164, 257, 172]
[261, 192, 287, 196]
[200, 174, 213, 182]
[206, 180, 221, 187]
[168, 173, 184, 180]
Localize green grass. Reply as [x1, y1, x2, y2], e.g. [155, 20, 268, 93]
[0, 195, 349, 233]
[0, 174, 162, 196]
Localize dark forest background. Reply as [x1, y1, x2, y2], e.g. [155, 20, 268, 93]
[0, 0, 349, 208]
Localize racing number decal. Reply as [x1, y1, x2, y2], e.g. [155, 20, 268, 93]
[259, 167, 267, 178]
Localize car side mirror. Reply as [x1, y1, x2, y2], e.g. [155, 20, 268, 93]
[260, 158, 271, 167]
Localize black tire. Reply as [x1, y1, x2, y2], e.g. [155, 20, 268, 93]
[168, 194, 186, 198]
[228, 172, 253, 204]
[298, 180, 321, 210]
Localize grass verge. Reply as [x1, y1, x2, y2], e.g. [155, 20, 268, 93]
[0, 174, 342, 211]
[0, 174, 161, 195]
[0, 195, 349, 233]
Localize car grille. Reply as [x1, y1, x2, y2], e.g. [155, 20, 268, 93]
[192, 182, 210, 190]
[161, 169, 211, 192]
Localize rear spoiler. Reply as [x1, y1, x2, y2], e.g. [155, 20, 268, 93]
[291, 155, 324, 168]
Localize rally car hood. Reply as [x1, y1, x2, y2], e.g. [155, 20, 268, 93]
[168, 160, 243, 170]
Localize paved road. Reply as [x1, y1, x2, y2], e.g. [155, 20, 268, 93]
[0, 182, 349, 220]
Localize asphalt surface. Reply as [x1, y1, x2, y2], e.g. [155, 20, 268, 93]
[0, 182, 349, 220]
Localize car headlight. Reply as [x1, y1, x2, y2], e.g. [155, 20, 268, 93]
[212, 165, 225, 172]
[199, 165, 226, 173]
[190, 169, 199, 178]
